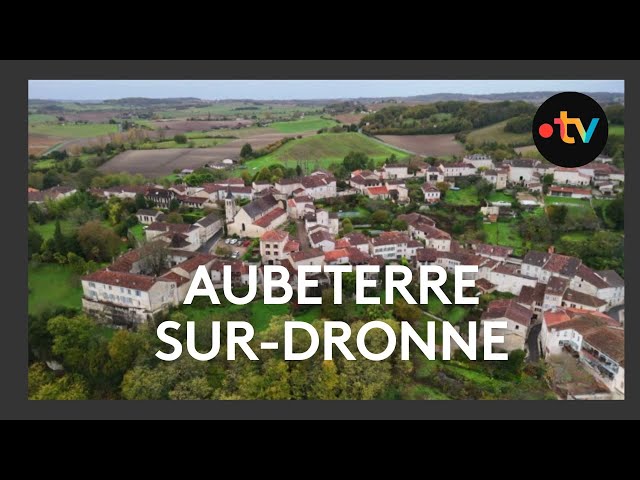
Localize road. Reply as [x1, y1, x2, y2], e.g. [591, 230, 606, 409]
[526, 323, 541, 363]
[295, 219, 310, 250]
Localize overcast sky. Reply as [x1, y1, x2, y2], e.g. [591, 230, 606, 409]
[28, 80, 624, 101]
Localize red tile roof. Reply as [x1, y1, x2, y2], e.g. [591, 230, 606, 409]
[260, 230, 289, 243]
[254, 207, 287, 228]
[160, 271, 190, 286]
[481, 299, 532, 327]
[175, 254, 216, 273]
[324, 248, 349, 263]
[82, 270, 164, 291]
[549, 186, 591, 195]
[290, 248, 324, 263]
[283, 240, 300, 253]
[367, 186, 389, 196]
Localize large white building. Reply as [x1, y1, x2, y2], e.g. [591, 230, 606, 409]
[81, 270, 179, 325]
[540, 308, 624, 397]
[369, 231, 422, 260]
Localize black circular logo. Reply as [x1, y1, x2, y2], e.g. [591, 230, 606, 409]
[532, 92, 608, 168]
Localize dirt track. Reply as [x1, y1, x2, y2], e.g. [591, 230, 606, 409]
[99, 130, 313, 177]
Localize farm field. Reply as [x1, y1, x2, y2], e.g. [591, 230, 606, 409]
[332, 113, 365, 124]
[100, 130, 310, 176]
[376, 134, 465, 157]
[29, 123, 119, 138]
[28, 263, 83, 315]
[28, 114, 58, 124]
[466, 120, 532, 146]
[269, 116, 336, 133]
[28, 134, 63, 157]
[138, 137, 231, 149]
[154, 102, 320, 120]
[242, 132, 409, 173]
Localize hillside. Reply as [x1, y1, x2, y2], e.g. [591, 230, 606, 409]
[243, 132, 409, 171]
[465, 119, 533, 147]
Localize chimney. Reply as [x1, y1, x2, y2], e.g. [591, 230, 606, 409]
[548, 245, 555, 254]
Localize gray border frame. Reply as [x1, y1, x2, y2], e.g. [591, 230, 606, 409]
[4, 60, 637, 419]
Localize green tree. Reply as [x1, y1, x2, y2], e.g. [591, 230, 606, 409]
[134, 193, 147, 210]
[547, 204, 568, 227]
[173, 134, 188, 144]
[542, 173, 554, 194]
[391, 219, 408, 231]
[28, 363, 89, 400]
[53, 219, 67, 255]
[321, 289, 344, 321]
[47, 314, 100, 372]
[28, 229, 43, 259]
[165, 211, 183, 223]
[343, 151, 369, 172]
[169, 198, 180, 211]
[240, 143, 253, 159]
[342, 217, 354, 234]
[371, 209, 390, 226]
[309, 361, 341, 400]
[475, 178, 494, 202]
[436, 181, 450, 197]
[108, 330, 144, 373]
[121, 366, 176, 400]
[43, 170, 61, 189]
[296, 164, 303, 177]
[393, 299, 422, 324]
[605, 196, 624, 229]
[169, 377, 213, 400]
[77, 221, 121, 262]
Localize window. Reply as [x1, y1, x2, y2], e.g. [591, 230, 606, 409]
[136, 290, 141, 297]
[108, 286, 112, 291]
[515, 325, 519, 330]
[89, 282, 96, 288]
[128, 289, 132, 295]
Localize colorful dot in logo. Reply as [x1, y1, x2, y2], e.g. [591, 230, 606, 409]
[538, 123, 553, 138]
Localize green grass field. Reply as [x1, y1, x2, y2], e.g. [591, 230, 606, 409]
[28, 114, 58, 124]
[466, 119, 532, 146]
[544, 196, 591, 207]
[129, 224, 146, 243]
[29, 123, 119, 138]
[28, 263, 83, 315]
[609, 124, 624, 136]
[32, 220, 75, 239]
[482, 220, 524, 253]
[487, 191, 513, 203]
[444, 187, 480, 206]
[269, 116, 337, 133]
[241, 132, 409, 172]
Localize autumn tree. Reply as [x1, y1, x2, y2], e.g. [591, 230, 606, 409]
[138, 240, 169, 276]
[77, 221, 121, 262]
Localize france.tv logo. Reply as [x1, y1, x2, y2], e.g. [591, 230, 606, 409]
[533, 92, 608, 168]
